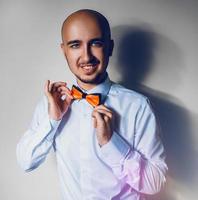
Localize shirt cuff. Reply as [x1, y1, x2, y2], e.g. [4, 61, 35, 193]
[43, 117, 61, 141]
[99, 131, 131, 167]
[49, 118, 62, 128]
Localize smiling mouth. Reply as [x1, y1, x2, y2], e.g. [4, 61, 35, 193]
[80, 64, 98, 74]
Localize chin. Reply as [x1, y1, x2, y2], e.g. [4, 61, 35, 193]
[79, 77, 98, 84]
[78, 73, 104, 84]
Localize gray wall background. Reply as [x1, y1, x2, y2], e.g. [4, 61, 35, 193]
[0, 0, 197, 199]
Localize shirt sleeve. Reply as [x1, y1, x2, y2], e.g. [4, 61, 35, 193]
[16, 95, 61, 172]
[99, 98, 168, 195]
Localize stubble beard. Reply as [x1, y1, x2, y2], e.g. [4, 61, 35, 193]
[75, 70, 108, 85]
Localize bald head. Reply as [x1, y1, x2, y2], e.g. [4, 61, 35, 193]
[60, 9, 114, 88]
[61, 9, 111, 43]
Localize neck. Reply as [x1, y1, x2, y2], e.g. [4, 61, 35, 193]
[77, 73, 107, 91]
[77, 81, 97, 91]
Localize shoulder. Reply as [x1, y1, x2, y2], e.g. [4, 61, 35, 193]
[109, 82, 149, 106]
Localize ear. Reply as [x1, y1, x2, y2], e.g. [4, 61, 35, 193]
[108, 39, 114, 56]
[60, 43, 67, 56]
[60, 43, 64, 52]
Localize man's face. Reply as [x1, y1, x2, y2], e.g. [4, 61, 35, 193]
[61, 14, 113, 86]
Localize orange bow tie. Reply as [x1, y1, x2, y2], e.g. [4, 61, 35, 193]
[71, 85, 101, 107]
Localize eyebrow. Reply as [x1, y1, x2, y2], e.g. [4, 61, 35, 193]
[66, 38, 105, 46]
[90, 38, 104, 43]
[67, 40, 81, 46]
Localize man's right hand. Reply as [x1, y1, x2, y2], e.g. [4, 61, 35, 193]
[44, 80, 74, 121]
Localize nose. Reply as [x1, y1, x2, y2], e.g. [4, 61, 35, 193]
[81, 44, 93, 63]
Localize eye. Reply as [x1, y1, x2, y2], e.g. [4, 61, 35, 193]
[91, 40, 104, 47]
[69, 43, 80, 49]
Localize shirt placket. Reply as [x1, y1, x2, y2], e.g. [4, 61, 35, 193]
[79, 100, 94, 197]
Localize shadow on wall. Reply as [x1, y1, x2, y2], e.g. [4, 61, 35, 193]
[111, 25, 198, 200]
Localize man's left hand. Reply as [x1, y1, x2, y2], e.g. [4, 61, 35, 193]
[92, 105, 114, 147]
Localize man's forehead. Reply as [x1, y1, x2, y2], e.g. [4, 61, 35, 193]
[62, 12, 102, 34]
[66, 10, 100, 22]
[61, 9, 111, 42]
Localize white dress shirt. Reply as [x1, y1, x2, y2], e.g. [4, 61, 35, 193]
[16, 75, 167, 200]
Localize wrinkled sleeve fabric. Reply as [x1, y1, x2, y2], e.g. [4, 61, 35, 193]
[16, 96, 61, 172]
[99, 98, 167, 195]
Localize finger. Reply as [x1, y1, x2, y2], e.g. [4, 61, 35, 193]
[50, 82, 66, 93]
[94, 109, 113, 119]
[92, 110, 105, 126]
[92, 116, 97, 128]
[58, 86, 73, 99]
[61, 93, 74, 101]
[44, 80, 51, 97]
[104, 115, 110, 123]
[94, 104, 112, 113]
[53, 82, 67, 88]
[44, 80, 49, 93]
[62, 94, 73, 105]
[57, 85, 70, 92]
[51, 83, 56, 92]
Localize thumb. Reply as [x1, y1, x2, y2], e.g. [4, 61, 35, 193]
[92, 116, 97, 128]
[44, 80, 52, 99]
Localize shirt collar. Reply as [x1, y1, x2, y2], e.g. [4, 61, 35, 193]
[74, 73, 112, 104]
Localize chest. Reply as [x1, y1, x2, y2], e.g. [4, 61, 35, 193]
[54, 100, 98, 156]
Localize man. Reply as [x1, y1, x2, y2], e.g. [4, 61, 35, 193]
[17, 9, 167, 200]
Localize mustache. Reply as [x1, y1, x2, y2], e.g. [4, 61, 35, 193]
[79, 60, 100, 67]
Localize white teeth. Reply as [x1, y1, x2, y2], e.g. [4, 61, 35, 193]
[82, 65, 94, 69]
[82, 65, 95, 70]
